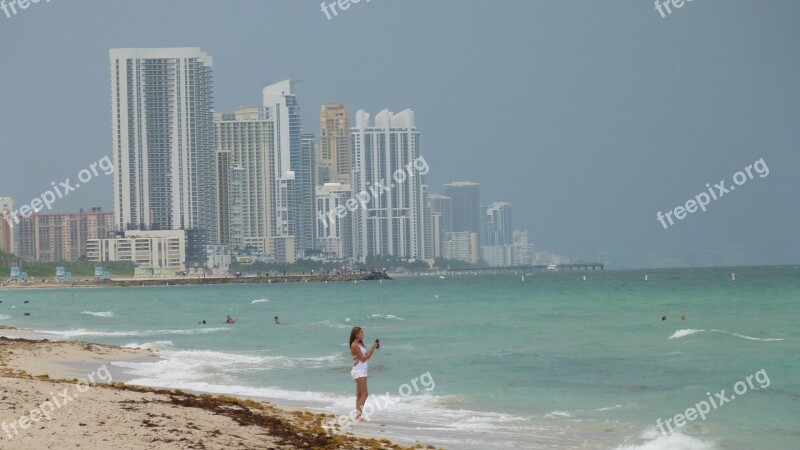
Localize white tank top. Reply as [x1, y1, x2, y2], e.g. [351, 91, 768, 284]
[353, 343, 368, 371]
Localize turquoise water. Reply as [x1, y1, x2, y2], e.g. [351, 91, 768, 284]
[1, 267, 798, 449]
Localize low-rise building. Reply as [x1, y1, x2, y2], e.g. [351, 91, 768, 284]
[87, 230, 186, 271]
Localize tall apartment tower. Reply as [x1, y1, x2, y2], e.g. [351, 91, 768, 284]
[263, 80, 316, 261]
[443, 182, 481, 236]
[110, 48, 217, 258]
[214, 107, 274, 252]
[299, 133, 318, 255]
[319, 104, 352, 185]
[486, 202, 513, 246]
[351, 109, 429, 261]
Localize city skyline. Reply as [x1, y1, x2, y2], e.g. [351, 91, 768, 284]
[2, 1, 797, 268]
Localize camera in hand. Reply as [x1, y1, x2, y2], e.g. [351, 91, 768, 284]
[375, 338, 380, 349]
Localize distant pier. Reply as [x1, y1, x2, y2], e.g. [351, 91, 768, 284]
[408, 263, 604, 276]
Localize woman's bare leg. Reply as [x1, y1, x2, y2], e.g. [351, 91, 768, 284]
[355, 377, 369, 421]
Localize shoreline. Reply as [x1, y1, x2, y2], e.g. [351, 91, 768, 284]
[0, 271, 391, 290]
[0, 330, 435, 449]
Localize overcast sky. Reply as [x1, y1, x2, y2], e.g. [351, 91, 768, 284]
[1, 0, 798, 268]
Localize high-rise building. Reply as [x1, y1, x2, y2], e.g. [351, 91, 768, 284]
[214, 107, 274, 252]
[351, 109, 429, 261]
[485, 202, 513, 246]
[428, 194, 452, 258]
[299, 133, 318, 255]
[263, 80, 314, 261]
[215, 149, 234, 247]
[319, 104, 352, 185]
[16, 208, 115, 262]
[429, 194, 452, 232]
[0, 197, 15, 254]
[315, 182, 352, 259]
[443, 182, 480, 238]
[421, 185, 433, 262]
[110, 48, 217, 263]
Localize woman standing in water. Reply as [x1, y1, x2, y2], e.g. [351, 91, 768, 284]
[349, 326, 379, 421]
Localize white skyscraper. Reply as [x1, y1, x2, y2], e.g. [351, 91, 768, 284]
[263, 80, 315, 261]
[214, 107, 274, 252]
[351, 109, 429, 261]
[109, 48, 217, 262]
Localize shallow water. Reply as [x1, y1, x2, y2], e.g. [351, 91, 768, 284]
[1, 266, 798, 449]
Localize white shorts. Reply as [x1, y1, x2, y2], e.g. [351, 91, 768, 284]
[351, 367, 368, 380]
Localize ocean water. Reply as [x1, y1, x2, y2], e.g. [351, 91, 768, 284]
[0, 267, 798, 449]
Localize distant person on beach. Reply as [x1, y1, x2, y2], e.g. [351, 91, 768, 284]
[274, 316, 280, 324]
[226, 315, 237, 324]
[661, 315, 667, 321]
[199, 320, 206, 325]
[349, 326, 379, 421]
[681, 314, 686, 320]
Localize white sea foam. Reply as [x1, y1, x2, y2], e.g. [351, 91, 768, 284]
[123, 341, 175, 351]
[0, 314, 9, 320]
[615, 428, 716, 450]
[251, 298, 269, 304]
[669, 328, 795, 342]
[370, 313, 404, 320]
[37, 327, 231, 339]
[594, 404, 628, 412]
[669, 329, 705, 339]
[82, 310, 115, 317]
[312, 319, 349, 329]
[710, 329, 794, 342]
[544, 410, 572, 418]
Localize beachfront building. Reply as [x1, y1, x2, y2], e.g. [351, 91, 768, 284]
[442, 231, 478, 264]
[443, 182, 481, 245]
[421, 185, 434, 264]
[109, 48, 217, 263]
[14, 209, 114, 263]
[315, 182, 353, 260]
[485, 202, 513, 246]
[0, 197, 15, 254]
[263, 80, 316, 262]
[350, 109, 430, 262]
[299, 133, 318, 255]
[481, 228, 534, 267]
[86, 230, 186, 272]
[319, 104, 352, 185]
[206, 244, 231, 271]
[214, 107, 274, 253]
[429, 194, 452, 259]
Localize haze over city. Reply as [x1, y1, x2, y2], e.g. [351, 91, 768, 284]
[1, 0, 798, 268]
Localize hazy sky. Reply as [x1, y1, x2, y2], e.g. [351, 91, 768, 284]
[1, 0, 798, 268]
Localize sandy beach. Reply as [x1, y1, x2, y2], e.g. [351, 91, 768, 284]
[0, 328, 428, 449]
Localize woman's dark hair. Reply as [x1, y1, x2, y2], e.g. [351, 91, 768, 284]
[349, 327, 363, 347]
